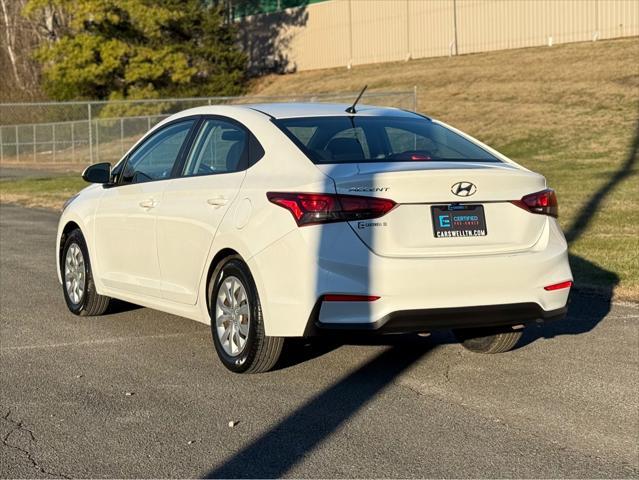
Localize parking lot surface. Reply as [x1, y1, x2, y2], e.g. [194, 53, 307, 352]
[1, 204, 638, 478]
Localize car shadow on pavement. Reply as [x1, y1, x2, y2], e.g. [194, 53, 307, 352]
[515, 253, 619, 349]
[274, 333, 435, 371]
[104, 299, 143, 315]
[204, 344, 430, 479]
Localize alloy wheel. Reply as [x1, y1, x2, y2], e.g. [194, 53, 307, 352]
[64, 243, 86, 304]
[215, 275, 250, 356]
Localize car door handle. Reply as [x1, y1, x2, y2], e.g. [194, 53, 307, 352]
[207, 196, 228, 207]
[139, 199, 157, 209]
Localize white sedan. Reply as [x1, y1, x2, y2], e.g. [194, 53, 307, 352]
[57, 103, 572, 373]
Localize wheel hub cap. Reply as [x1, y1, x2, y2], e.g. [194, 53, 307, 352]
[64, 243, 85, 304]
[215, 276, 250, 357]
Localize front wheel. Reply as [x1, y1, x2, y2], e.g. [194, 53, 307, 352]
[61, 229, 110, 316]
[209, 257, 283, 373]
[454, 326, 523, 354]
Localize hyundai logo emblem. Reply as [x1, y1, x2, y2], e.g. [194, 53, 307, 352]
[451, 181, 477, 197]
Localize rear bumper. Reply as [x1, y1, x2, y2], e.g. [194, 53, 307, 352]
[315, 302, 568, 334]
[250, 217, 572, 337]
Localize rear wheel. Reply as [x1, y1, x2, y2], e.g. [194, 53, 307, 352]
[61, 229, 110, 316]
[209, 256, 283, 373]
[454, 326, 523, 354]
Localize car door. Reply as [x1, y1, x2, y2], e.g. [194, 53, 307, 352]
[93, 118, 196, 298]
[155, 117, 255, 304]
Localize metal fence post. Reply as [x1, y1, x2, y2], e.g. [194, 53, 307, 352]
[15, 125, 19, 162]
[71, 122, 75, 162]
[120, 117, 125, 155]
[0, 127, 3, 163]
[87, 103, 93, 164]
[52, 124, 56, 163]
[33, 124, 36, 162]
[413, 85, 418, 112]
[95, 118, 99, 162]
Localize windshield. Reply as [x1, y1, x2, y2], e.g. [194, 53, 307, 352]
[273, 116, 500, 164]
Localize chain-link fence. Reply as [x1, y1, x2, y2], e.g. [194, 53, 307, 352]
[0, 90, 416, 167]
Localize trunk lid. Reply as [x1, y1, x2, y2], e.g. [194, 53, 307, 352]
[317, 161, 548, 257]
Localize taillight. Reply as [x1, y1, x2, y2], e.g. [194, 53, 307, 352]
[266, 192, 396, 227]
[511, 189, 558, 217]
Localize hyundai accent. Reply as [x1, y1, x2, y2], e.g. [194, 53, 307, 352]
[57, 103, 572, 373]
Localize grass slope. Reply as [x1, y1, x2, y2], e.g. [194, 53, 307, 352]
[251, 37, 639, 301]
[0, 175, 86, 210]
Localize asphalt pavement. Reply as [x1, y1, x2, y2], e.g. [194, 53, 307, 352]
[1, 204, 637, 478]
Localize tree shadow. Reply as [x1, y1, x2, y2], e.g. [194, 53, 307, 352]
[204, 344, 429, 478]
[564, 119, 639, 244]
[237, 2, 309, 76]
[515, 117, 638, 348]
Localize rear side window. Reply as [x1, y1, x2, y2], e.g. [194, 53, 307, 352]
[274, 116, 499, 164]
[182, 119, 248, 176]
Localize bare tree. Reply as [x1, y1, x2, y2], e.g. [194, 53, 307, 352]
[0, 0, 67, 100]
[0, 0, 23, 86]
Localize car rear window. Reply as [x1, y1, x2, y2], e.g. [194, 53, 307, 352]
[273, 116, 500, 164]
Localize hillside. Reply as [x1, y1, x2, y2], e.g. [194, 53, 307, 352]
[251, 38, 639, 299]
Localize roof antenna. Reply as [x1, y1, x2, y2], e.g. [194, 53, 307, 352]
[345, 85, 367, 114]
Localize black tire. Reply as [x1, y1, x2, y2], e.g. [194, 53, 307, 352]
[61, 229, 110, 316]
[209, 256, 283, 373]
[454, 326, 523, 354]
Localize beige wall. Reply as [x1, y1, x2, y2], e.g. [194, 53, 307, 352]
[240, 0, 639, 72]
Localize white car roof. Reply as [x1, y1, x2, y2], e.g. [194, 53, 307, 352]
[151, 102, 425, 136]
[243, 102, 420, 119]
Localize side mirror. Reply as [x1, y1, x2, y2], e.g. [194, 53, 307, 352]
[82, 162, 111, 184]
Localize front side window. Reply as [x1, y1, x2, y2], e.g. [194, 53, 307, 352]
[182, 119, 248, 177]
[274, 116, 500, 164]
[121, 120, 195, 184]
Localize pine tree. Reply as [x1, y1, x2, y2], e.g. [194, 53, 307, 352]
[24, 0, 247, 102]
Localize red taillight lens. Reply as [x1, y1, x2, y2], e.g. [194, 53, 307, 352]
[511, 189, 558, 217]
[267, 192, 396, 226]
[544, 280, 573, 291]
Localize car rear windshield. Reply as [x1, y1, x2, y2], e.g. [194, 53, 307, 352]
[273, 115, 500, 164]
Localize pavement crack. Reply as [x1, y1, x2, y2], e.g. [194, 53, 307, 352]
[2, 409, 70, 479]
[442, 350, 463, 384]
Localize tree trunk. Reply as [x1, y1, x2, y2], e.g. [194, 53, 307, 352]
[0, 0, 22, 86]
